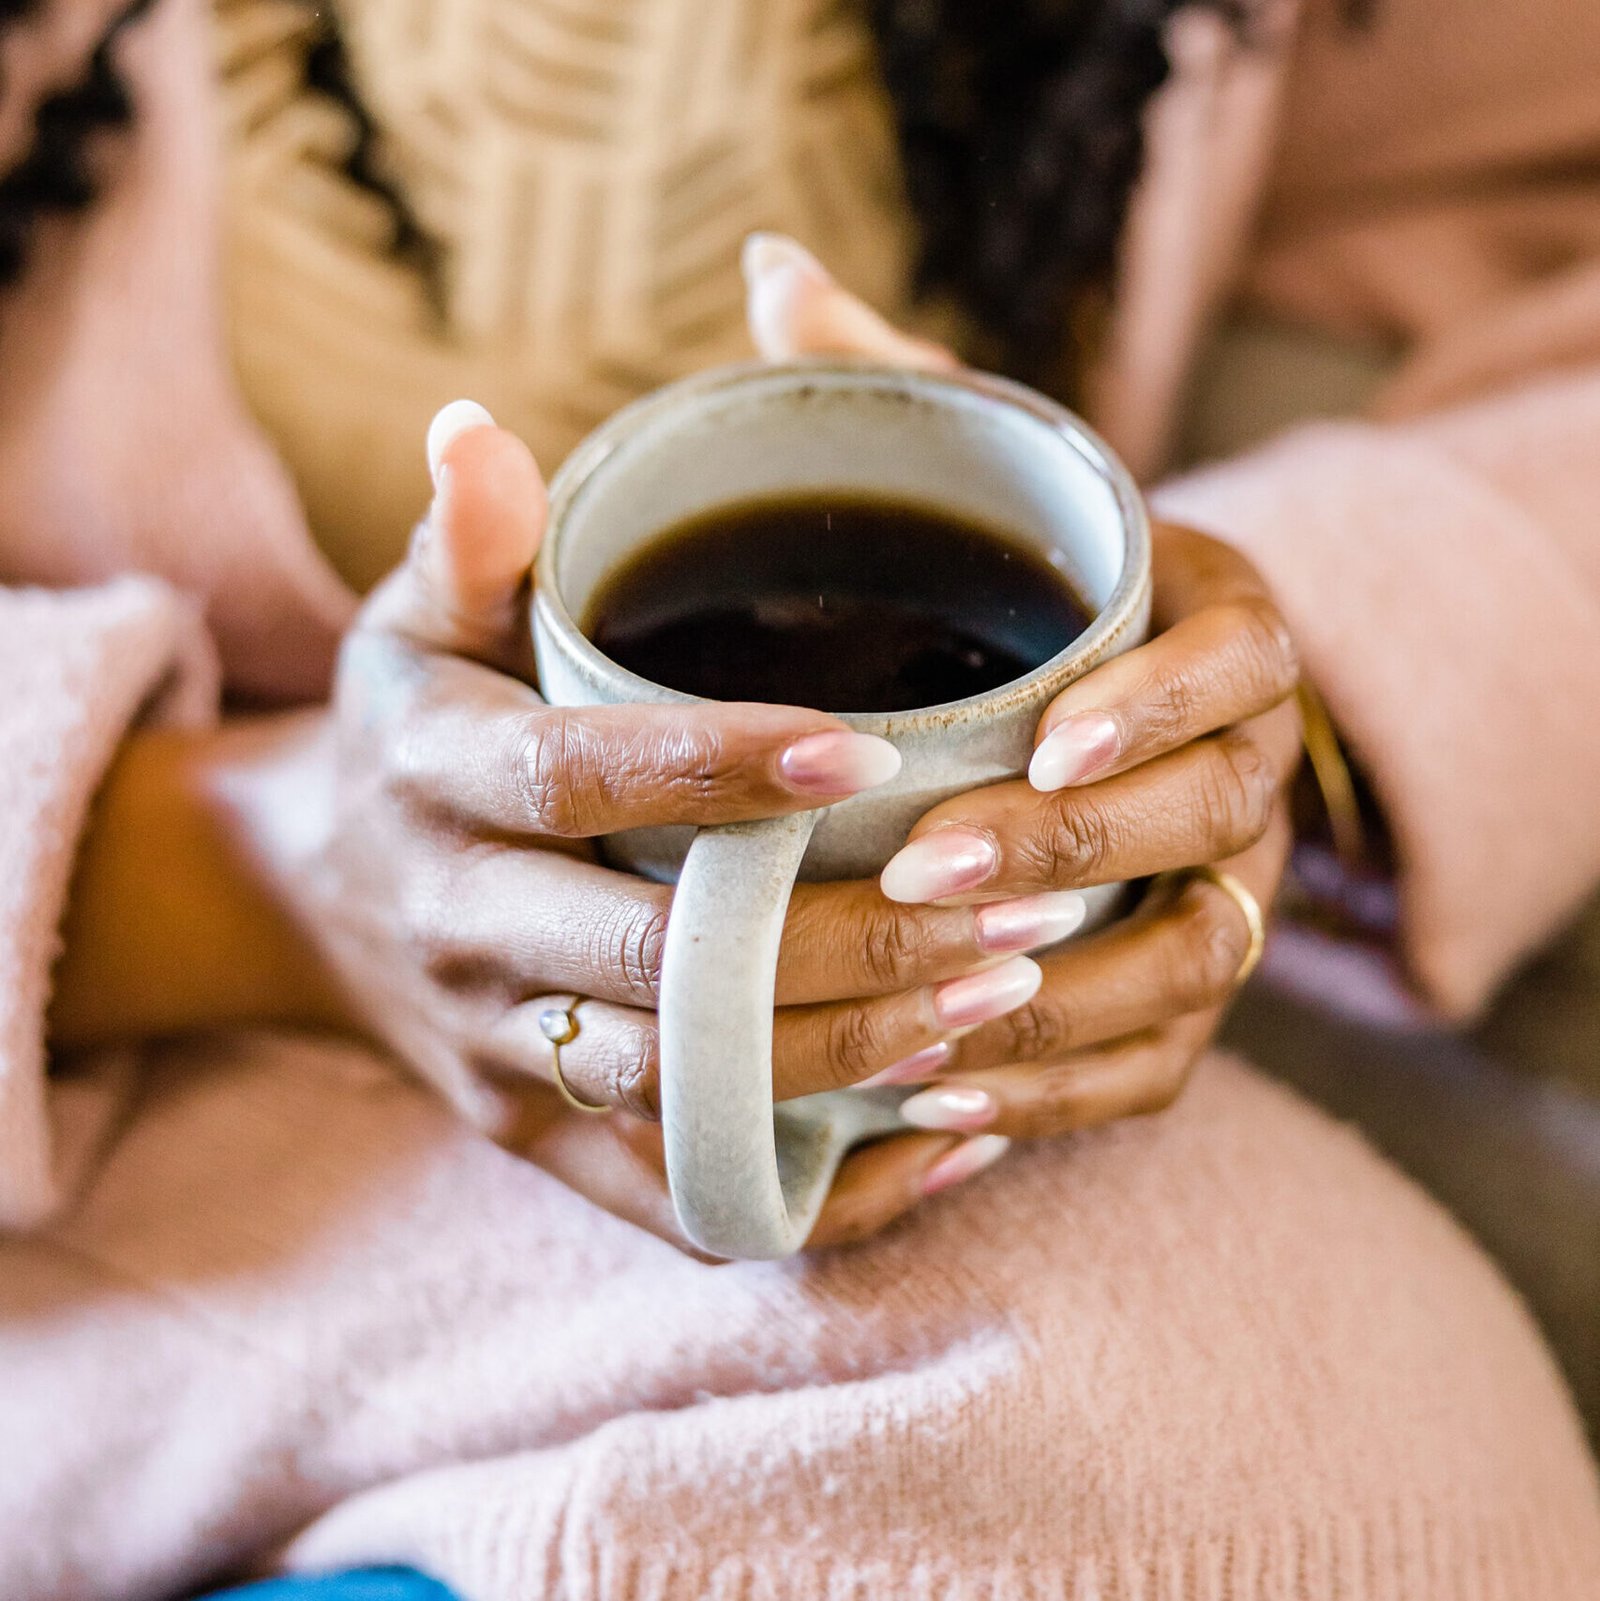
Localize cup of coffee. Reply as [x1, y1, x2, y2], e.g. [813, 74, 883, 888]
[533, 360, 1151, 1259]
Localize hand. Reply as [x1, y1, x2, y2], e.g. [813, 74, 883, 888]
[225, 407, 1056, 1252]
[743, 232, 1302, 1142]
[873, 522, 1300, 1137]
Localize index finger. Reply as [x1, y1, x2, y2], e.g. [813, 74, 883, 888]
[374, 645, 902, 837]
[1028, 526, 1299, 793]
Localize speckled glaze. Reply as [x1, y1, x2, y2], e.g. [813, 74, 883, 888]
[534, 360, 1151, 1259]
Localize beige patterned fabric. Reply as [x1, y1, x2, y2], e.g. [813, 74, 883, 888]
[214, 0, 929, 590]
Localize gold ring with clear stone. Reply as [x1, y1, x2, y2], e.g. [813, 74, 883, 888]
[537, 1001, 610, 1114]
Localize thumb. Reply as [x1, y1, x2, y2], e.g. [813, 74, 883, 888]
[362, 400, 548, 670]
[741, 231, 957, 371]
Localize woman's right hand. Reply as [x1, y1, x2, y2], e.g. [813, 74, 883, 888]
[252, 408, 1049, 1251]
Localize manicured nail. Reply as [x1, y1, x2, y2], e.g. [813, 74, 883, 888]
[741, 231, 828, 358]
[899, 1084, 996, 1133]
[932, 954, 1042, 1028]
[426, 399, 496, 485]
[856, 1041, 951, 1090]
[974, 890, 1088, 953]
[1028, 712, 1121, 791]
[880, 827, 997, 904]
[778, 730, 902, 797]
[921, 1134, 1011, 1197]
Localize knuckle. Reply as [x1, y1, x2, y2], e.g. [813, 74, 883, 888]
[400, 872, 466, 983]
[1169, 893, 1249, 1011]
[1218, 597, 1300, 707]
[823, 1004, 897, 1087]
[1143, 664, 1205, 750]
[1026, 1065, 1095, 1136]
[414, 921, 487, 992]
[1240, 595, 1302, 696]
[611, 721, 747, 823]
[404, 853, 507, 993]
[656, 723, 743, 808]
[415, 924, 497, 994]
[517, 713, 602, 838]
[598, 1026, 661, 1121]
[414, 922, 460, 986]
[1028, 799, 1121, 887]
[1200, 732, 1277, 852]
[596, 900, 669, 1003]
[859, 905, 935, 992]
[1003, 1061, 1100, 1138]
[992, 999, 1073, 1067]
[381, 720, 439, 813]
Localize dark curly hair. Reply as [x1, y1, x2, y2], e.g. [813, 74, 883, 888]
[865, 0, 1247, 387]
[0, 0, 1256, 390]
[0, 0, 153, 285]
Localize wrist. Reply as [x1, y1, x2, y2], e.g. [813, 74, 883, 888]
[50, 712, 348, 1049]
[195, 709, 353, 1035]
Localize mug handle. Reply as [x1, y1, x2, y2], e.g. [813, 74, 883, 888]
[659, 810, 909, 1259]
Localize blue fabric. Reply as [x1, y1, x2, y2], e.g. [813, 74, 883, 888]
[206, 1569, 459, 1601]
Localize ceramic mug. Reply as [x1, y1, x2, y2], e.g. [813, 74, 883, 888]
[532, 360, 1152, 1260]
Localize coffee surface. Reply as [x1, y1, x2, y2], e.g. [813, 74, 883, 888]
[584, 494, 1091, 714]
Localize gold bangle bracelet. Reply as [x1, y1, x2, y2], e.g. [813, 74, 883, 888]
[1296, 680, 1367, 875]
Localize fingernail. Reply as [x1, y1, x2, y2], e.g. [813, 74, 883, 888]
[975, 890, 1088, 953]
[856, 1040, 951, 1089]
[921, 1134, 1011, 1196]
[932, 954, 1042, 1028]
[741, 231, 828, 358]
[1028, 713, 1121, 791]
[880, 828, 997, 904]
[899, 1084, 996, 1133]
[426, 399, 496, 486]
[778, 730, 902, 797]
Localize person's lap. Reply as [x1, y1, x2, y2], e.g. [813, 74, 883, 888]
[11, 1029, 1599, 1598]
[1229, 899, 1600, 1443]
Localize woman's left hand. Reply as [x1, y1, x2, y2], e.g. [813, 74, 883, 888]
[745, 233, 1302, 1141]
[874, 520, 1300, 1137]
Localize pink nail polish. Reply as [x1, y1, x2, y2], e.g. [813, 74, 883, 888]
[1028, 713, 1121, 791]
[779, 730, 902, 797]
[880, 828, 997, 904]
[974, 891, 1088, 953]
[921, 1134, 1011, 1197]
[932, 955, 1042, 1028]
[899, 1085, 996, 1132]
[856, 1040, 951, 1089]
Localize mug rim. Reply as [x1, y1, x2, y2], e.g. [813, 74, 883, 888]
[535, 357, 1152, 731]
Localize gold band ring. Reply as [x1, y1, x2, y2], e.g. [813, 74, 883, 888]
[537, 1001, 611, 1115]
[1190, 866, 1266, 988]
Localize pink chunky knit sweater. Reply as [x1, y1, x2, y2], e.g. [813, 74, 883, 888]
[1, 1, 1598, 1596]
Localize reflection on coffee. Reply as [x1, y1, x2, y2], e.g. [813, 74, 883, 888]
[584, 492, 1091, 713]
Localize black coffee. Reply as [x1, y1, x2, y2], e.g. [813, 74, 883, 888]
[585, 493, 1091, 713]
